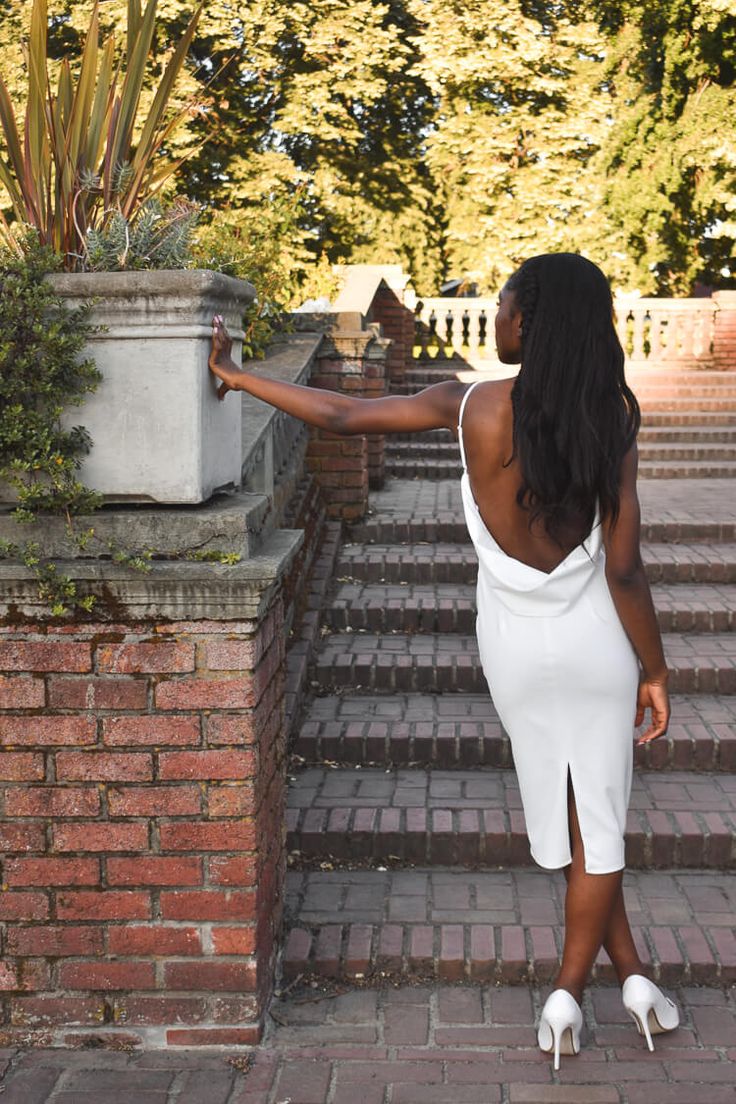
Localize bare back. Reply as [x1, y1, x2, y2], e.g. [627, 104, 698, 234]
[459, 379, 596, 575]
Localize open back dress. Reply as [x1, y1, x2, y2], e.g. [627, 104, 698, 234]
[458, 380, 640, 874]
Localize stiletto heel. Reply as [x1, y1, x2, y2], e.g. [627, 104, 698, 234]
[536, 989, 583, 1071]
[622, 974, 679, 1052]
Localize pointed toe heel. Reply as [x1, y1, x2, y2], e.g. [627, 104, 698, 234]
[536, 989, 583, 1071]
[622, 974, 679, 1052]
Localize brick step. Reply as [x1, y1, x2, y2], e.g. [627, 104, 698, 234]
[312, 632, 736, 694]
[349, 479, 736, 544]
[282, 867, 736, 985]
[337, 542, 736, 585]
[285, 766, 735, 870]
[389, 425, 736, 446]
[386, 440, 736, 462]
[385, 457, 736, 479]
[326, 581, 736, 634]
[296, 692, 736, 772]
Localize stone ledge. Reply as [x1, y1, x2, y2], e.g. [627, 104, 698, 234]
[0, 529, 303, 621]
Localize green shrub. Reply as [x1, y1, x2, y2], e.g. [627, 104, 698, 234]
[0, 233, 101, 520]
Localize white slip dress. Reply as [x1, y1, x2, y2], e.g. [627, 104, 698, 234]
[458, 381, 640, 874]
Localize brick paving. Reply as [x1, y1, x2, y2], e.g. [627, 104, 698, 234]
[0, 982, 733, 1101]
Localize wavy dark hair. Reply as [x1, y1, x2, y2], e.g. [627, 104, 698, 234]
[505, 252, 640, 544]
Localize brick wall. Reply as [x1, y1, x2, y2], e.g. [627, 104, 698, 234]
[713, 290, 736, 370]
[0, 603, 287, 1047]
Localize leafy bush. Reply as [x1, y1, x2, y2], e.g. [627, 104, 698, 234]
[0, 233, 101, 520]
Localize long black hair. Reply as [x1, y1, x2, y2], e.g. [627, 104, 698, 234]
[505, 252, 640, 544]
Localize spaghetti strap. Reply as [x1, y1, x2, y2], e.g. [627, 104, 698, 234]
[457, 379, 484, 471]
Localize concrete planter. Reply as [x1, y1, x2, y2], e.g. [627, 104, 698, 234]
[40, 270, 254, 505]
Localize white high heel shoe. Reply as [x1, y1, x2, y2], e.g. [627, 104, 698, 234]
[536, 989, 583, 1071]
[622, 974, 679, 1051]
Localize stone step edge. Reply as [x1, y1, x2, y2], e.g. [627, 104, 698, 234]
[348, 519, 736, 544]
[312, 650, 736, 695]
[325, 587, 736, 635]
[285, 806, 735, 870]
[293, 718, 736, 773]
[281, 919, 735, 987]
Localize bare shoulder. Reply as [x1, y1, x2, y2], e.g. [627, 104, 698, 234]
[462, 377, 515, 428]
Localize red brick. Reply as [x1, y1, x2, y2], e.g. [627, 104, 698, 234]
[160, 889, 256, 921]
[0, 752, 44, 780]
[56, 890, 150, 921]
[112, 996, 207, 1026]
[208, 855, 256, 887]
[159, 821, 255, 851]
[0, 641, 91, 672]
[107, 784, 201, 817]
[158, 749, 254, 780]
[207, 784, 255, 816]
[211, 927, 256, 955]
[10, 996, 105, 1027]
[59, 961, 156, 990]
[101, 715, 200, 746]
[0, 960, 50, 991]
[164, 960, 256, 991]
[97, 641, 195, 674]
[48, 677, 147, 710]
[0, 891, 49, 920]
[166, 1027, 260, 1046]
[108, 925, 202, 956]
[202, 639, 260, 671]
[107, 856, 202, 886]
[5, 926, 103, 957]
[3, 786, 100, 817]
[206, 713, 260, 746]
[0, 715, 96, 746]
[0, 676, 45, 708]
[53, 822, 149, 852]
[4, 857, 100, 886]
[56, 751, 152, 781]
[0, 822, 47, 851]
[155, 677, 257, 710]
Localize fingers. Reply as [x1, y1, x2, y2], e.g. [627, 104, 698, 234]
[636, 712, 668, 745]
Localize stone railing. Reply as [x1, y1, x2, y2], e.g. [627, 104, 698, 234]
[413, 293, 732, 369]
[614, 297, 717, 365]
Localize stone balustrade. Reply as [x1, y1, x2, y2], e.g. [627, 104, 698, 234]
[413, 291, 736, 370]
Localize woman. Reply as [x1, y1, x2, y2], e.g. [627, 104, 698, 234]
[208, 251, 679, 1069]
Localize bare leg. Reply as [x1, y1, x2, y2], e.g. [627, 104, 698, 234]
[563, 866, 646, 986]
[554, 772, 634, 1004]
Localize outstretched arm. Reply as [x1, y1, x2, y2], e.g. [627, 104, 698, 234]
[603, 442, 670, 744]
[208, 315, 464, 435]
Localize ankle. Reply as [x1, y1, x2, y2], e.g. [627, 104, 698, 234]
[553, 980, 584, 1005]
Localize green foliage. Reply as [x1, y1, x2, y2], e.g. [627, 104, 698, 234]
[84, 197, 201, 271]
[0, 0, 206, 268]
[0, 233, 102, 517]
[2, 0, 734, 301]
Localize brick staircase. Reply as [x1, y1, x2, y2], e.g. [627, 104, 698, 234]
[281, 361, 736, 990]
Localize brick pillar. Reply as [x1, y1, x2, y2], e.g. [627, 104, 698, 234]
[369, 281, 415, 389]
[0, 538, 300, 1048]
[712, 290, 736, 370]
[306, 313, 389, 517]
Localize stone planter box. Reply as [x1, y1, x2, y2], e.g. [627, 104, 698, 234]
[11, 270, 254, 506]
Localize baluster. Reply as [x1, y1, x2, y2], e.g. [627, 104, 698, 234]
[631, 308, 646, 361]
[428, 310, 440, 359]
[649, 308, 663, 361]
[444, 309, 455, 356]
[462, 309, 470, 350]
[414, 302, 430, 361]
[478, 310, 488, 353]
